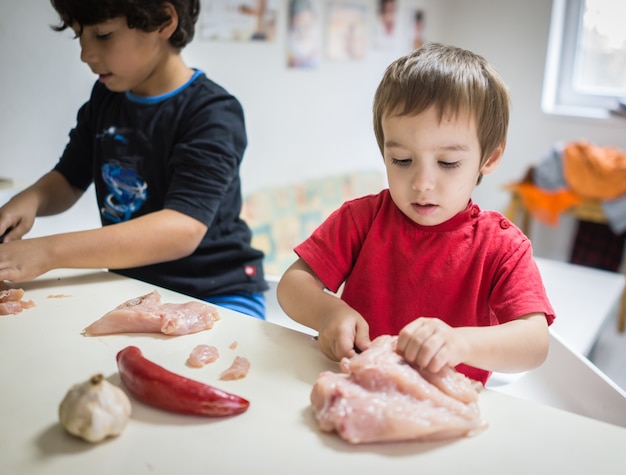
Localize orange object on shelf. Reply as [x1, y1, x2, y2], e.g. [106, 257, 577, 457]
[505, 182, 581, 226]
[563, 141, 626, 200]
[504, 168, 626, 334]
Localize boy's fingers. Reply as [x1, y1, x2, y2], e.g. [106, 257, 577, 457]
[354, 323, 371, 353]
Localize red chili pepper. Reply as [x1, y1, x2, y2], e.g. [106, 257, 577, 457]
[116, 346, 249, 417]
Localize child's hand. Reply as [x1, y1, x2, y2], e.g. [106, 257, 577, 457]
[0, 196, 36, 243]
[317, 310, 370, 362]
[0, 238, 52, 282]
[397, 317, 468, 373]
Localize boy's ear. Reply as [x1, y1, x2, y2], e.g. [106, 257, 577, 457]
[158, 3, 179, 39]
[481, 144, 504, 176]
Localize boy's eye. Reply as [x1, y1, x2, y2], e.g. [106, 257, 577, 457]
[439, 161, 460, 169]
[391, 158, 411, 167]
[96, 32, 112, 40]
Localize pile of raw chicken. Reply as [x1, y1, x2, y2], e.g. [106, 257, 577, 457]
[310, 335, 487, 444]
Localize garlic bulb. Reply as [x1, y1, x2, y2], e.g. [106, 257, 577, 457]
[59, 374, 131, 443]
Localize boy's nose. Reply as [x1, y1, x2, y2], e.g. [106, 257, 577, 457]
[80, 47, 92, 64]
[411, 166, 435, 192]
[79, 38, 96, 65]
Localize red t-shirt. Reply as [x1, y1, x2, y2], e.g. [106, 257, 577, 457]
[295, 190, 555, 384]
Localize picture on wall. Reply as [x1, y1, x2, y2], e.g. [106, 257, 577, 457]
[287, 0, 322, 68]
[409, 8, 425, 50]
[198, 0, 278, 41]
[374, 0, 399, 50]
[325, 2, 368, 61]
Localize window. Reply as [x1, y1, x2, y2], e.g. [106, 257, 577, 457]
[542, 0, 626, 119]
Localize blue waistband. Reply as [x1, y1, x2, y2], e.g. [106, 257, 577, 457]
[205, 293, 266, 320]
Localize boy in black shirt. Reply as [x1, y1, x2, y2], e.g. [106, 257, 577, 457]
[0, 0, 267, 318]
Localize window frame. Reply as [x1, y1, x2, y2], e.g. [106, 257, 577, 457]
[542, 0, 625, 119]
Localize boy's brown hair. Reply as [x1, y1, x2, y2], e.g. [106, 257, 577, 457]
[373, 42, 510, 169]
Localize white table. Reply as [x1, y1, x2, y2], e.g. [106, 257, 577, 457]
[535, 257, 625, 356]
[1, 269, 626, 474]
[488, 258, 626, 425]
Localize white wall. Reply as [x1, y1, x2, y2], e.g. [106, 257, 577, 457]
[438, 0, 626, 259]
[1, 0, 625, 260]
[181, 0, 448, 192]
[1, 0, 442, 191]
[1, 1, 94, 187]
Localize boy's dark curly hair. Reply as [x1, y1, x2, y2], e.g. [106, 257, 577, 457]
[50, 0, 200, 48]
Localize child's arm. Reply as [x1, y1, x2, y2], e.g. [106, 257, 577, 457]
[0, 208, 207, 283]
[277, 258, 371, 360]
[0, 171, 83, 242]
[396, 313, 549, 374]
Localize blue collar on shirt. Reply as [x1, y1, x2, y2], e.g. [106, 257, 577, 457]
[125, 69, 203, 104]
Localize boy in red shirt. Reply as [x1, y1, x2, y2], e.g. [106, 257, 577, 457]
[277, 43, 555, 384]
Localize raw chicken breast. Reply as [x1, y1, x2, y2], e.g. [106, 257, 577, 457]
[188, 344, 220, 367]
[219, 356, 250, 380]
[0, 288, 36, 315]
[83, 291, 220, 336]
[310, 335, 486, 444]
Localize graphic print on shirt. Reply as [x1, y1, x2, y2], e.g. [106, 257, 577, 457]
[97, 126, 150, 223]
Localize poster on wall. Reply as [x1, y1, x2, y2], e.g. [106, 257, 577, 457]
[408, 7, 425, 50]
[287, 0, 322, 68]
[198, 0, 278, 41]
[374, 0, 399, 50]
[325, 2, 368, 61]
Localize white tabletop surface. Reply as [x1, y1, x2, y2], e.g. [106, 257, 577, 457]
[535, 257, 625, 355]
[1, 269, 626, 475]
